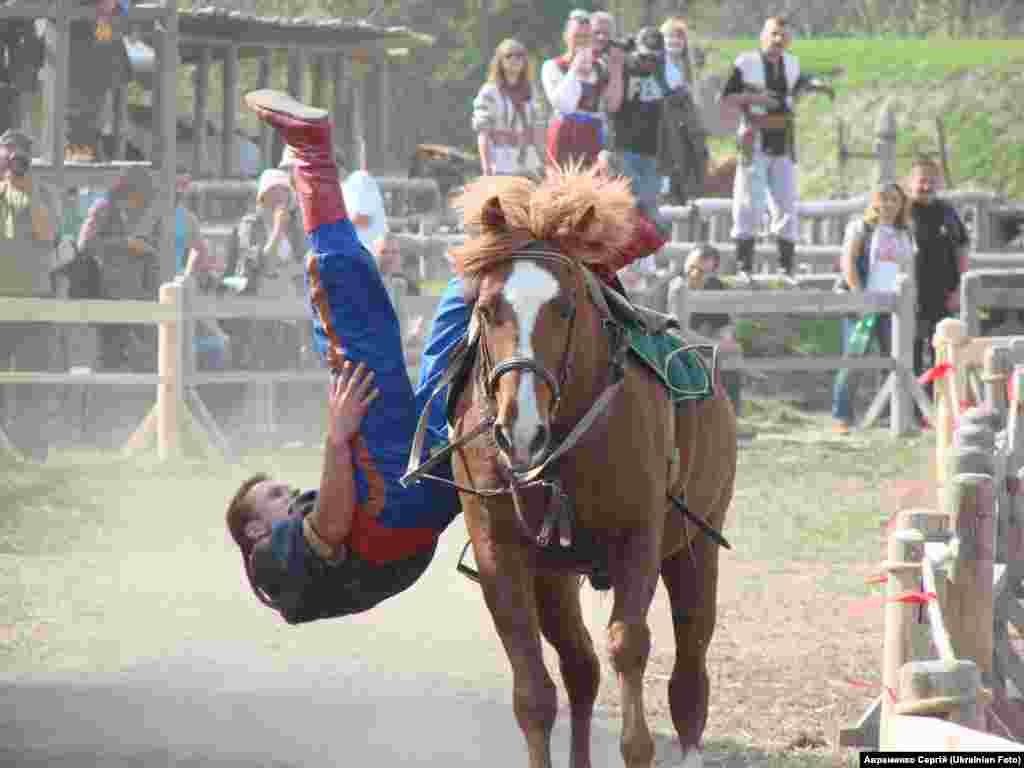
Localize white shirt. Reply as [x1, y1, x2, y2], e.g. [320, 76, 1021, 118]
[341, 170, 388, 252]
[866, 223, 913, 293]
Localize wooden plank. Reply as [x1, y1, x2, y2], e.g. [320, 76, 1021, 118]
[257, 49, 272, 168]
[50, 2, 69, 169]
[121, 404, 158, 457]
[192, 46, 211, 177]
[860, 372, 895, 429]
[158, 1, 179, 285]
[185, 370, 327, 386]
[0, 371, 160, 385]
[886, 714, 1024, 751]
[188, 295, 309, 320]
[0, 297, 176, 324]
[187, 387, 234, 461]
[221, 43, 240, 178]
[0, 3, 54, 20]
[721, 356, 897, 373]
[30, 161, 156, 188]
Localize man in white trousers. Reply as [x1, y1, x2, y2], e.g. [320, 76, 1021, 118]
[720, 16, 801, 276]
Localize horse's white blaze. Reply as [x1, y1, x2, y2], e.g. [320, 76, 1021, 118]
[503, 262, 559, 458]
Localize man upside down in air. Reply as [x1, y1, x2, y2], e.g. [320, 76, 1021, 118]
[226, 90, 668, 624]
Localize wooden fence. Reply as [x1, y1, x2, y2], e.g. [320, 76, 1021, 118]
[842, 319, 1024, 750]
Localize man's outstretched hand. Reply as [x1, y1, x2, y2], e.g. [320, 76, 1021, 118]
[328, 360, 379, 447]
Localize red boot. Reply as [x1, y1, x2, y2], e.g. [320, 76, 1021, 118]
[244, 89, 346, 233]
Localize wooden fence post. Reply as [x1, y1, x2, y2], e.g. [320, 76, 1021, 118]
[891, 275, 917, 435]
[961, 271, 981, 337]
[882, 525, 925, 747]
[157, 280, 186, 460]
[875, 99, 898, 186]
[945, 472, 996, 684]
[934, 318, 967, 494]
[983, 344, 1011, 421]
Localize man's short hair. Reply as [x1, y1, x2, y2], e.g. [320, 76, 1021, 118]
[226, 472, 269, 556]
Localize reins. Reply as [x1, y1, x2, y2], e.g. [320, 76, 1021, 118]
[400, 245, 629, 546]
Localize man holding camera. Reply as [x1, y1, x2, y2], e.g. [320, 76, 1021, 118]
[720, 16, 801, 277]
[607, 27, 667, 217]
[0, 129, 59, 461]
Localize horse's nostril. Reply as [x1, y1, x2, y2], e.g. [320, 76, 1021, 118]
[529, 425, 549, 458]
[493, 423, 513, 455]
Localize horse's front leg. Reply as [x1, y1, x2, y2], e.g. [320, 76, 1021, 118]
[470, 510, 556, 768]
[608, 524, 663, 768]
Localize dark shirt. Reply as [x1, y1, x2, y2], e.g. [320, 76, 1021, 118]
[612, 58, 666, 157]
[911, 199, 968, 329]
[250, 490, 437, 625]
[721, 53, 791, 156]
[689, 274, 732, 335]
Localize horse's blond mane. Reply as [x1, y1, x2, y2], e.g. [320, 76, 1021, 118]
[450, 163, 636, 278]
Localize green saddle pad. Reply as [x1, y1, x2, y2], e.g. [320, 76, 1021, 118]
[622, 319, 713, 403]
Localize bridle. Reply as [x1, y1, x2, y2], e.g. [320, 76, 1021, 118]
[401, 241, 629, 549]
[477, 246, 580, 447]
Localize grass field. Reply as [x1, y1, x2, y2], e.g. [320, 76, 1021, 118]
[701, 38, 1024, 200]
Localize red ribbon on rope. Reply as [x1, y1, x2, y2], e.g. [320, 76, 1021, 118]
[918, 362, 952, 385]
[865, 574, 888, 585]
[848, 589, 936, 618]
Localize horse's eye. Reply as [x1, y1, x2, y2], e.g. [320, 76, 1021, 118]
[554, 299, 573, 320]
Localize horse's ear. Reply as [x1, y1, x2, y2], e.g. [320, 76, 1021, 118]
[481, 196, 508, 233]
[574, 205, 597, 235]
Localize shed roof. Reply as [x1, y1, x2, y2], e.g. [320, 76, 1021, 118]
[174, 6, 433, 59]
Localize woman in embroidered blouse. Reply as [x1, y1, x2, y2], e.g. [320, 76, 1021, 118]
[473, 38, 546, 178]
[541, 9, 622, 170]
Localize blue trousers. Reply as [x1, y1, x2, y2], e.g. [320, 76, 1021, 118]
[831, 314, 891, 424]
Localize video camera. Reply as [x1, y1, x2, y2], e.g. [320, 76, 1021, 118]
[608, 27, 664, 70]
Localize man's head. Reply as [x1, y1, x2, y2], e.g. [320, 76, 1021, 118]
[0, 129, 34, 177]
[760, 16, 789, 57]
[564, 9, 592, 53]
[686, 244, 719, 290]
[590, 11, 615, 53]
[226, 473, 301, 601]
[908, 156, 943, 204]
[373, 233, 402, 276]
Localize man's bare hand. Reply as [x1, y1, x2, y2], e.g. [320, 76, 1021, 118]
[328, 360, 379, 447]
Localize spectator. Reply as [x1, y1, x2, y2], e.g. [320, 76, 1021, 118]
[472, 38, 545, 178]
[607, 26, 666, 216]
[541, 9, 623, 170]
[832, 182, 914, 433]
[230, 167, 305, 370]
[0, 20, 44, 135]
[720, 16, 802, 277]
[658, 17, 707, 205]
[683, 244, 743, 414]
[234, 168, 305, 300]
[907, 155, 968, 386]
[173, 174, 208, 276]
[0, 129, 58, 461]
[589, 10, 623, 146]
[373, 233, 423, 346]
[65, 0, 131, 160]
[77, 165, 160, 371]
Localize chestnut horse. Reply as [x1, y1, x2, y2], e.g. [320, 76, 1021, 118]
[440, 170, 737, 768]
